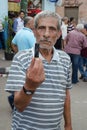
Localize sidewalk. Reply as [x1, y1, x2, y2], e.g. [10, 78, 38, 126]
[0, 50, 12, 130]
[0, 50, 87, 130]
[0, 50, 12, 68]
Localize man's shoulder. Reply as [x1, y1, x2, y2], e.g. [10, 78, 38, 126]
[57, 49, 69, 56]
[14, 18, 18, 23]
[22, 28, 33, 34]
[57, 50, 71, 61]
[14, 48, 34, 61]
[17, 17, 21, 21]
[56, 50, 71, 68]
[13, 29, 24, 37]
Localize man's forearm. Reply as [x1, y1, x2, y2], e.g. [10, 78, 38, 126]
[63, 89, 72, 130]
[14, 88, 33, 112]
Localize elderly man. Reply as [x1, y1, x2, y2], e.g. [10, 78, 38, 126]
[5, 11, 72, 130]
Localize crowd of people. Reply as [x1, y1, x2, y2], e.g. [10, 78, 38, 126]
[0, 9, 87, 130]
[55, 16, 87, 83]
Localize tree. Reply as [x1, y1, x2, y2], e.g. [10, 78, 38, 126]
[20, 0, 28, 15]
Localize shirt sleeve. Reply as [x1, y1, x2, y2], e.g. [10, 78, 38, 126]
[5, 54, 26, 92]
[66, 59, 72, 89]
[13, 19, 18, 33]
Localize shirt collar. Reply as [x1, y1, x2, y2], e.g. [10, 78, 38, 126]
[38, 47, 60, 62]
[23, 27, 33, 32]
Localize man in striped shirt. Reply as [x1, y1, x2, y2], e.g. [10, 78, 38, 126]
[5, 10, 72, 130]
[67, 17, 76, 33]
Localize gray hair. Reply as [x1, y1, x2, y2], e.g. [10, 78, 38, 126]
[76, 23, 84, 30]
[62, 16, 68, 21]
[24, 16, 33, 26]
[34, 10, 61, 30]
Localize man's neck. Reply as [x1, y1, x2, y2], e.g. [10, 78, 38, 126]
[39, 48, 53, 62]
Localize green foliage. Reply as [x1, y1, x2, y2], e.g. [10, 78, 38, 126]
[4, 16, 8, 21]
[6, 35, 13, 53]
[4, 16, 14, 53]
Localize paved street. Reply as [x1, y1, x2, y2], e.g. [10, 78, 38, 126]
[0, 50, 87, 130]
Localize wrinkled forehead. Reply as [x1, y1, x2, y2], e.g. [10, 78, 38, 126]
[35, 16, 61, 30]
[38, 17, 58, 27]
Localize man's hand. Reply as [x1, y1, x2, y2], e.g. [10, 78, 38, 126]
[25, 58, 45, 90]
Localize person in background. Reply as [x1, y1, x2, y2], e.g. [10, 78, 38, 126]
[67, 17, 76, 33]
[61, 16, 69, 48]
[54, 34, 62, 50]
[5, 10, 72, 130]
[11, 16, 36, 53]
[54, 19, 62, 50]
[0, 19, 5, 50]
[54, 16, 68, 50]
[13, 10, 25, 34]
[79, 24, 87, 82]
[64, 23, 87, 84]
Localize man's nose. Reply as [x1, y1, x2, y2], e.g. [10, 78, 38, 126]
[44, 28, 50, 37]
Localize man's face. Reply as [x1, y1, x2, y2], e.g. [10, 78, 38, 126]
[82, 28, 87, 36]
[34, 17, 61, 50]
[29, 19, 35, 31]
[20, 12, 25, 19]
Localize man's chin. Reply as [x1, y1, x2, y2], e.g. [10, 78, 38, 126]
[39, 45, 53, 50]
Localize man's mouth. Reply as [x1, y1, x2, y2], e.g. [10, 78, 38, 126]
[40, 40, 51, 44]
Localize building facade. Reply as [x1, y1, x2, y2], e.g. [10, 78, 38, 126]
[56, 0, 87, 24]
[0, 0, 8, 21]
[0, 0, 87, 24]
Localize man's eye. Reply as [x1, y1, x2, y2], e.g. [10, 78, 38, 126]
[50, 27, 56, 31]
[38, 26, 45, 30]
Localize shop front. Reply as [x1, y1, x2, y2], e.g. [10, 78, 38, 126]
[8, 0, 21, 12]
[8, 0, 56, 17]
[28, 0, 56, 16]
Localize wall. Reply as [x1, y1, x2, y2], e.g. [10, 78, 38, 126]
[0, 0, 8, 21]
[79, 0, 87, 24]
[56, 0, 87, 24]
[42, 0, 55, 11]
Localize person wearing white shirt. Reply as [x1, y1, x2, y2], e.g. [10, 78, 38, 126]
[13, 10, 25, 34]
[61, 16, 68, 48]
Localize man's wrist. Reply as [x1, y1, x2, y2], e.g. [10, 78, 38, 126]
[23, 86, 35, 95]
[64, 124, 72, 130]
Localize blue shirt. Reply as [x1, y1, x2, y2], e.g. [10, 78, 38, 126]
[13, 17, 24, 33]
[12, 27, 36, 51]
